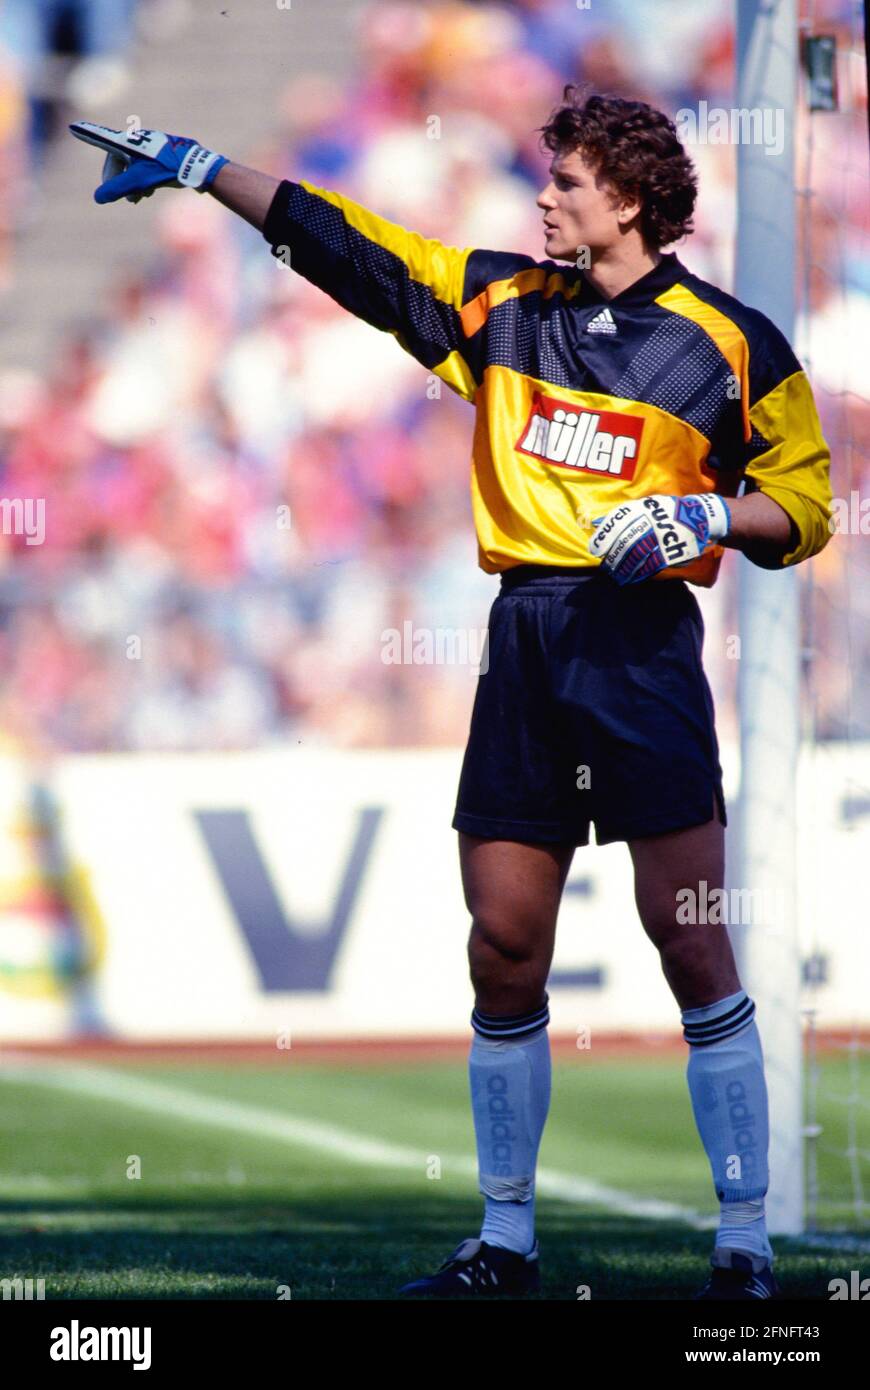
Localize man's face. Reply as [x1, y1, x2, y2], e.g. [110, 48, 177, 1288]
[537, 148, 634, 262]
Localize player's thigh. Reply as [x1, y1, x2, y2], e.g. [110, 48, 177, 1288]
[459, 833, 575, 962]
[628, 798, 724, 937]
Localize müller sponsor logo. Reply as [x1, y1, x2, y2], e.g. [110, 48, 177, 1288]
[516, 393, 643, 478]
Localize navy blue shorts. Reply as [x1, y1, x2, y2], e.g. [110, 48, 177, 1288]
[453, 565, 726, 847]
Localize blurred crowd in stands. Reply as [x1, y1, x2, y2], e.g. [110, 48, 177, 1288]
[0, 0, 866, 752]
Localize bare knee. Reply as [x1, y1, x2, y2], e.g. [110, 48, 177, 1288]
[468, 911, 550, 1016]
[459, 835, 571, 1017]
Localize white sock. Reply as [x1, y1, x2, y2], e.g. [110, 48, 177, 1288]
[469, 1000, 551, 1256]
[716, 1198, 772, 1261]
[682, 990, 773, 1264]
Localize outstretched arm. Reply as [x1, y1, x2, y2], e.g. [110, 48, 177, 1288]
[69, 120, 491, 403]
[208, 162, 280, 232]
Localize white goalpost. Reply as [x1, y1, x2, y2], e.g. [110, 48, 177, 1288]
[730, 0, 804, 1235]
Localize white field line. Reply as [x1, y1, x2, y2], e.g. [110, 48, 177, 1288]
[0, 1059, 715, 1228]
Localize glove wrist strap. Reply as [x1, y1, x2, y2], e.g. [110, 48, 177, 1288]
[177, 145, 228, 191]
[691, 492, 731, 540]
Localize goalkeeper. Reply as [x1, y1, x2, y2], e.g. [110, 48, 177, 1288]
[71, 93, 832, 1301]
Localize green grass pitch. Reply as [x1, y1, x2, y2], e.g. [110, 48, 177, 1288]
[0, 1053, 865, 1299]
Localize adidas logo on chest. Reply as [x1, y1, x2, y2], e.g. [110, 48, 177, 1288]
[585, 306, 617, 335]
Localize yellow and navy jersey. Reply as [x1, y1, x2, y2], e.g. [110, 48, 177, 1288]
[263, 179, 832, 585]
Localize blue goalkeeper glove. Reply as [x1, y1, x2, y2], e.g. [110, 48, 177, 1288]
[69, 121, 228, 204]
[589, 493, 731, 585]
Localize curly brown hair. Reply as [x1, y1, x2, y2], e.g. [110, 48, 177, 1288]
[539, 87, 698, 250]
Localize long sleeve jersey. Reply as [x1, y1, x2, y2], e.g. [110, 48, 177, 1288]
[263, 179, 833, 586]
